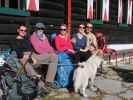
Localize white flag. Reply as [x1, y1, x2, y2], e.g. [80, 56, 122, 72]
[102, 0, 109, 22]
[127, 0, 132, 24]
[118, 0, 123, 23]
[26, 0, 39, 11]
[87, 0, 93, 19]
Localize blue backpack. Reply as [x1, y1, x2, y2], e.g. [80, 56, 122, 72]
[56, 53, 74, 88]
[50, 32, 57, 49]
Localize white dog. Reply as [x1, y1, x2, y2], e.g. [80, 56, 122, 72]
[73, 50, 103, 97]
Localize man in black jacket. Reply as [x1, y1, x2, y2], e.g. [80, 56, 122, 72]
[15, 25, 41, 79]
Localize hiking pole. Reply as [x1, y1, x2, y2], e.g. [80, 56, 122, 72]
[16, 51, 33, 78]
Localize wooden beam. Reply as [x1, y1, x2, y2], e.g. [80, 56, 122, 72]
[0, 0, 1, 7]
[68, 0, 71, 34]
[0, 7, 30, 16]
[18, 0, 21, 10]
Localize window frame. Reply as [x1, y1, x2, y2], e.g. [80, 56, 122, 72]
[0, 0, 30, 16]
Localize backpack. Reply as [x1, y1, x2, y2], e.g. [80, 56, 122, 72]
[96, 32, 116, 54]
[50, 32, 57, 50]
[95, 32, 106, 50]
[0, 51, 45, 100]
[56, 53, 74, 88]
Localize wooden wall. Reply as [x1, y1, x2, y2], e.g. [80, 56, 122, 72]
[0, 0, 133, 44]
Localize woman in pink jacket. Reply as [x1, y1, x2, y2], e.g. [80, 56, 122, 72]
[30, 22, 58, 89]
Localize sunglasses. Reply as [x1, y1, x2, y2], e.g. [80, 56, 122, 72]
[20, 29, 27, 32]
[37, 28, 44, 30]
[60, 29, 66, 31]
[79, 26, 85, 29]
[86, 26, 93, 29]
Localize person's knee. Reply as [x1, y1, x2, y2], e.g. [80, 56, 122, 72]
[50, 53, 58, 62]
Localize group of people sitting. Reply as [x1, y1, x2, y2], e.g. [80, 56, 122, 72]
[14, 22, 107, 90]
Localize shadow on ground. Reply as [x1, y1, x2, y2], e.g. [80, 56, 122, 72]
[42, 91, 80, 100]
[111, 67, 133, 82]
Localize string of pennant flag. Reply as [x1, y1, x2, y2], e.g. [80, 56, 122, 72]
[26, 0, 132, 24]
[87, 0, 132, 24]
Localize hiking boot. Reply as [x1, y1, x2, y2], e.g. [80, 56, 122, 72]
[34, 96, 42, 100]
[45, 81, 60, 89]
[37, 80, 50, 96]
[31, 74, 41, 80]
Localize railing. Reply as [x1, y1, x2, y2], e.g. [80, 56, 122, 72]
[103, 49, 133, 66]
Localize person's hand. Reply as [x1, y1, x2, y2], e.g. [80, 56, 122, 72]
[23, 54, 29, 60]
[71, 38, 76, 44]
[89, 46, 96, 54]
[21, 54, 29, 64]
[80, 48, 85, 52]
[32, 57, 37, 65]
[80, 48, 88, 52]
[68, 49, 75, 54]
[89, 46, 95, 52]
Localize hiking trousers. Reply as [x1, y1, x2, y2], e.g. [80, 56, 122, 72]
[20, 52, 58, 83]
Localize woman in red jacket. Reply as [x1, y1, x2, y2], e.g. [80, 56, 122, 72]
[55, 24, 80, 64]
[55, 24, 75, 54]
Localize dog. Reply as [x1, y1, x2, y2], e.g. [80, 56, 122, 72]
[0, 89, 3, 98]
[73, 50, 103, 97]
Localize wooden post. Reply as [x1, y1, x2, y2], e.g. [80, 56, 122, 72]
[0, 0, 1, 7]
[96, 0, 97, 19]
[68, 0, 71, 34]
[18, 0, 21, 10]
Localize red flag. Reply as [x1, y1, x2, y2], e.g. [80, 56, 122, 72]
[87, 0, 93, 19]
[128, 16, 131, 24]
[104, 8, 107, 21]
[102, 0, 109, 22]
[89, 6, 93, 19]
[26, 0, 39, 11]
[127, 0, 132, 24]
[118, 0, 123, 23]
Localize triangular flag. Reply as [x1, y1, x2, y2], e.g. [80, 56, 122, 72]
[89, 6, 93, 19]
[102, 0, 109, 22]
[26, 0, 39, 11]
[118, 0, 123, 23]
[87, 0, 93, 19]
[127, 0, 132, 24]
[104, 8, 107, 21]
[128, 16, 131, 24]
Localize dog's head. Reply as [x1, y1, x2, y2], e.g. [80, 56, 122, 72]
[78, 62, 85, 68]
[89, 49, 103, 60]
[89, 49, 104, 67]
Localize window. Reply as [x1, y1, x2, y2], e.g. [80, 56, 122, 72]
[122, 0, 127, 23]
[109, 0, 118, 24]
[94, 0, 102, 20]
[9, 0, 18, 8]
[1, 0, 5, 7]
[0, 0, 24, 10]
